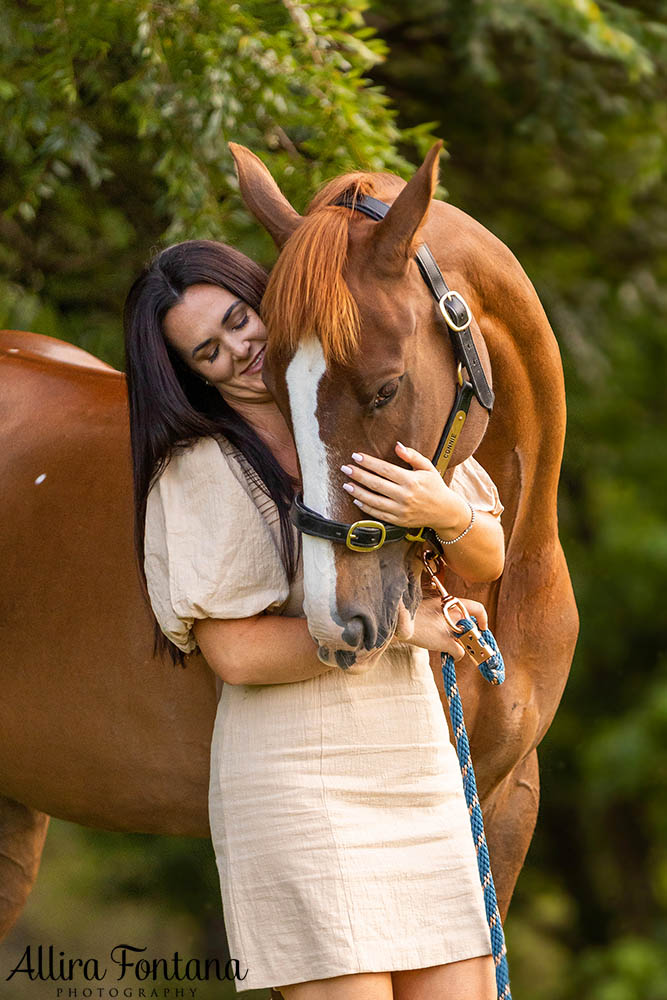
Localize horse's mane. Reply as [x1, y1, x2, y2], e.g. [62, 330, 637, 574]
[261, 171, 404, 365]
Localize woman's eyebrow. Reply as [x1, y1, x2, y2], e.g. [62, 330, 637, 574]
[222, 298, 242, 324]
[191, 299, 243, 357]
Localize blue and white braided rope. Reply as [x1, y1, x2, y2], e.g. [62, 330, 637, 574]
[441, 615, 512, 1000]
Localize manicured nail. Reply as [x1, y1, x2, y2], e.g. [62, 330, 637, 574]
[343, 483, 354, 493]
[340, 465, 353, 475]
[351, 452, 363, 462]
[396, 440, 406, 450]
[353, 499, 363, 507]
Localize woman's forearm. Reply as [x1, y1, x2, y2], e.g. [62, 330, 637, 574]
[194, 613, 336, 686]
[434, 498, 505, 582]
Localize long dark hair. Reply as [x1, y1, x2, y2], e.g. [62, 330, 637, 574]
[123, 239, 300, 668]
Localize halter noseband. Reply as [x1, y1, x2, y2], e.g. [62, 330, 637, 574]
[289, 194, 495, 556]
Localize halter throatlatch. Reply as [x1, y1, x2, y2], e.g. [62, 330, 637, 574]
[289, 193, 495, 555]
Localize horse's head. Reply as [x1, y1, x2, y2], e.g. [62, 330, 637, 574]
[230, 142, 493, 669]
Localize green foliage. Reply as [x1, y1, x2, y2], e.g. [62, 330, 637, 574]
[2, 1, 667, 997]
[0, 0, 432, 367]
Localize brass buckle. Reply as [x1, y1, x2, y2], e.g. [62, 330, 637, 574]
[346, 519, 387, 552]
[438, 291, 472, 332]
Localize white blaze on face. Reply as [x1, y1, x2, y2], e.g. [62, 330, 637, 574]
[285, 337, 344, 651]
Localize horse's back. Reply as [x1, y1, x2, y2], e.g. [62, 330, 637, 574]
[0, 329, 118, 373]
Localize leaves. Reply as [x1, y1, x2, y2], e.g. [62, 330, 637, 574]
[0, 0, 433, 364]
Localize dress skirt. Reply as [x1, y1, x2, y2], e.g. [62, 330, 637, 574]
[208, 641, 492, 993]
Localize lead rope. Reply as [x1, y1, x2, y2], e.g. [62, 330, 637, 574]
[442, 624, 511, 1000]
[422, 553, 512, 1000]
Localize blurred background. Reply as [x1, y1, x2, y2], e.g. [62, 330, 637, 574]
[1, 1, 666, 998]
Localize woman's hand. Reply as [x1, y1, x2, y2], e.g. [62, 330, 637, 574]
[341, 440, 506, 584]
[393, 596, 489, 657]
[340, 441, 471, 538]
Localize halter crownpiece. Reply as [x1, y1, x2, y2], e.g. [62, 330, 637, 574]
[289, 193, 495, 555]
[336, 194, 494, 414]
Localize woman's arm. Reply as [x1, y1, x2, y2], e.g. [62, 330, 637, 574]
[194, 613, 336, 686]
[429, 502, 505, 583]
[194, 590, 481, 686]
[339, 441, 505, 583]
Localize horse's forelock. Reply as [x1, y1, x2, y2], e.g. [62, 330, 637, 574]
[262, 172, 401, 366]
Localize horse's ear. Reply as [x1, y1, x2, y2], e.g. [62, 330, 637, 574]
[229, 143, 302, 248]
[372, 141, 443, 271]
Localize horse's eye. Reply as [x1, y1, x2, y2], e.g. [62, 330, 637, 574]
[373, 378, 400, 409]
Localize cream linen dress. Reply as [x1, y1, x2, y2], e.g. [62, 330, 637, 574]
[143, 434, 504, 993]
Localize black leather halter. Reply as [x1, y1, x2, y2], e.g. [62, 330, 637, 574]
[289, 194, 494, 556]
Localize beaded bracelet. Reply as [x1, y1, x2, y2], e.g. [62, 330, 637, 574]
[436, 501, 475, 547]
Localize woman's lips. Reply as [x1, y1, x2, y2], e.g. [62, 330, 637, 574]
[242, 344, 266, 375]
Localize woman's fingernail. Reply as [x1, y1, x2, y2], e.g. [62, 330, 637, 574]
[340, 465, 353, 475]
[396, 440, 406, 450]
[343, 483, 354, 493]
[351, 452, 363, 462]
[353, 499, 363, 507]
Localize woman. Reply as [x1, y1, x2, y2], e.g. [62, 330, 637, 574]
[124, 239, 505, 1000]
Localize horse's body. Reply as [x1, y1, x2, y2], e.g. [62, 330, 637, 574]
[0, 330, 217, 939]
[0, 145, 577, 949]
[231, 142, 580, 911]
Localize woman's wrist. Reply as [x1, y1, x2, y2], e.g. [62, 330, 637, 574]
[434, 492, 474, 542]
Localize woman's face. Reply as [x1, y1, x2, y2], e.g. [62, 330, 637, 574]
[162, 283, 270, 405]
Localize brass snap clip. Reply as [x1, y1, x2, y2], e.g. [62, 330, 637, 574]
[421, 550, 467, 632]
[421, 549, 493, 664]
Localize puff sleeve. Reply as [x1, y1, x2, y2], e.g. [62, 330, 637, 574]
[448, 454, 504, 519]
[143, 436, 290, 654]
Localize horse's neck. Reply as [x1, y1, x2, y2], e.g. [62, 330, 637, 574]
[476, 307, 567, 552]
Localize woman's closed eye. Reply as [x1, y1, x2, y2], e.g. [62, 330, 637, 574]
[206, 313, 249, 362]
[231, 313, 249, 331]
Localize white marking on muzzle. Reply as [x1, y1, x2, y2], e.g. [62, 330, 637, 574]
[285, 338, 344, 650]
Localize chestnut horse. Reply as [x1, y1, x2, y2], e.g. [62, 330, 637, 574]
[0, 143, 577, 972]
[230, 140, 579, 909]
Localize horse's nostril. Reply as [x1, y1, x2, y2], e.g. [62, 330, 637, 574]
[341, 611, 378, 651]
[341, 616, 363, 648]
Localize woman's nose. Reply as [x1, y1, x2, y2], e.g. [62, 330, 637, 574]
[220, 329, 252, 361]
